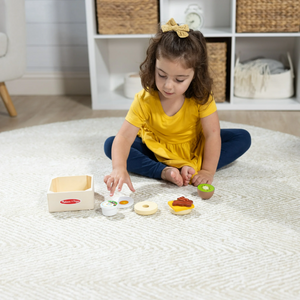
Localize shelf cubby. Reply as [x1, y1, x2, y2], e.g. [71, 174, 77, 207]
[85, 0, 300, 110]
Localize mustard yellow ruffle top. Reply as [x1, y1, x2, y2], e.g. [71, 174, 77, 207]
[125, 90, 217, 173]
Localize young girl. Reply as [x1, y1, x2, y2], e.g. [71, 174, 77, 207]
[104, 18, 251, 196]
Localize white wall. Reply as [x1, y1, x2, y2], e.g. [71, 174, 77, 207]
[8, 0, 90, 95]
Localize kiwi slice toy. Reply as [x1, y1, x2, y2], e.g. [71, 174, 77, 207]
[197, 184, 215, 200]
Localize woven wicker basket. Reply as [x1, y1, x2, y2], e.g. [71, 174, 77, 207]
[96, 0, 159, 34]
[207, 43, 227, 103]
[236, 0, 300, 33]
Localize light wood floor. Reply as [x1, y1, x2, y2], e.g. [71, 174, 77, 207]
[1, 95, 300, 136]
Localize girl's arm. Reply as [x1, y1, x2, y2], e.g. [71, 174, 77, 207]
[192, 111, 221, 186]
[104, 120, 140, 196]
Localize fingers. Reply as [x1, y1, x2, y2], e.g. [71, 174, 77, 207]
[192, 176, 210, 187]
[116, 180, 124, 193]
[106, 176, 117, 196]
[127, 179, 135, 193]
[191, 170, 214, 187]
[116, 178, 135, 194]
[104, 175, 135, 196]
[104, 175, 110, 184]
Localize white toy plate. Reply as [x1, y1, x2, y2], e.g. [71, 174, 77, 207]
[118, 196, 134, 208]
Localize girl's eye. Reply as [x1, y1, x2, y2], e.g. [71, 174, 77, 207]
[158, 73, 184, 82]
[158, 73, 166, 78]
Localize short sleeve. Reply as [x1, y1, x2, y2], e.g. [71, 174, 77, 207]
[198, 94, 217, 118]
[125, 90, 148, 128]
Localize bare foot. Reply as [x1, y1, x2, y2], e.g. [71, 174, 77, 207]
[161, 167, 183, 187]
[180, 166, 196, 186]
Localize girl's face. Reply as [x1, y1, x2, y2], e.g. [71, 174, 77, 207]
[155, 56, 194, 101]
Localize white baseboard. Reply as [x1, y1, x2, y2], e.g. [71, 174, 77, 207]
[6, 72, 91, 95]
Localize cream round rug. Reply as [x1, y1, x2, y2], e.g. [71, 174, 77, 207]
[0, 118, 300, 300]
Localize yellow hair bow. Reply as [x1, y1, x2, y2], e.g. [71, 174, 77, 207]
[161, 18, 189, 38]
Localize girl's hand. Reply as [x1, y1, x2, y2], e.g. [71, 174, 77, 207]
[191, 170, 214, 186]
[104, 168, 135, 197]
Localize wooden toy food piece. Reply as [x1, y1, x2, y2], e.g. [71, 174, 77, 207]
[197, 184, 215, 200]
[134, 201, 158, 216]
[101, 200, 118, 216]
[172, 196, 193, 207]
[168, 197, 195, 215]
[118, 196, 134, 208]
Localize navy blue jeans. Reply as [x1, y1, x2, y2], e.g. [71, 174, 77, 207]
[104, 129, 251, 179]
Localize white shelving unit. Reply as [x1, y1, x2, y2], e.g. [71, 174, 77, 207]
[85, 0, 300, 110]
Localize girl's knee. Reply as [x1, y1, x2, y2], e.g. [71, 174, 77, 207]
[240, 129, 251, 152]
[104, 136, 115, 159]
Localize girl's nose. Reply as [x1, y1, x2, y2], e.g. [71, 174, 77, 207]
[164, 78, 173, 90]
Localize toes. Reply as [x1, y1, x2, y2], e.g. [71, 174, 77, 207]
[164, 168, 184, 186]
[180, 166, 188, 176]
[171, 170, 183, 186]
[170, 170, 176, 178]
[189, 168, 196, 175]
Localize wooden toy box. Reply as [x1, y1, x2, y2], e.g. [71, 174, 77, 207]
[47, 175, 94, 212]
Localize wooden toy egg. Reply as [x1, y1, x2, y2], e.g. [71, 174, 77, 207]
[197, 184, 215, 200]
